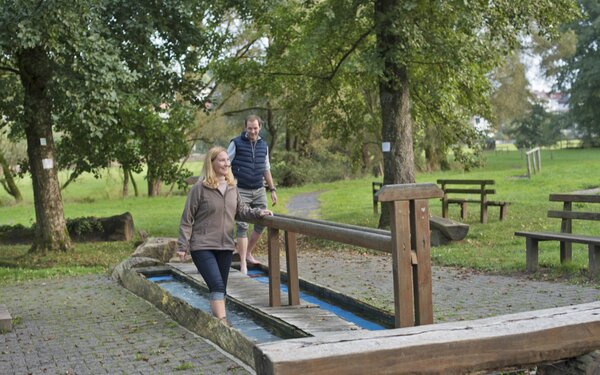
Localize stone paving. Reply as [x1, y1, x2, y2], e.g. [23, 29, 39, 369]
[0, 275, 252, 375]
[1, 191, 599, 374]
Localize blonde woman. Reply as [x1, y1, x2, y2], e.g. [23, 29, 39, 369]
[177, 146, 272, 324]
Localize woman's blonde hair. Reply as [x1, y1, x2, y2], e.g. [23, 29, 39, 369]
[202, 146, 236, 189]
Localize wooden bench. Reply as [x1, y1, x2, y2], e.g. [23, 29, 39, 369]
[437, 179, 509, 224]
[515, 193, 600, 276]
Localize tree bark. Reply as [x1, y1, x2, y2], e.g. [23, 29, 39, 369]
[17, 47, 71, 252]
[0, 151, 23, 203]
[375, 0, 416, 229]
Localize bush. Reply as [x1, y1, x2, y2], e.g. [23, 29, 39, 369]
[271, 149, 354, 187]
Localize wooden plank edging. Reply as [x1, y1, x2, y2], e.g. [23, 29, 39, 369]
[254, 302, 600, 375]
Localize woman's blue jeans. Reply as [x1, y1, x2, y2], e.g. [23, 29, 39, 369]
[190, 250, 233, 301]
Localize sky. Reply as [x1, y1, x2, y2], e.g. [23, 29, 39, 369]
[522, 53, 554, 92]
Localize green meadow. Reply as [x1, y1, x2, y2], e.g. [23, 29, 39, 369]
[1, 148, 599, 284]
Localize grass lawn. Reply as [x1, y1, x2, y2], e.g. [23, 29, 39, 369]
[1, 148, 599, 284]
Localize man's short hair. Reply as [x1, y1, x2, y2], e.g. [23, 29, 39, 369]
[245, 114, 262, 127]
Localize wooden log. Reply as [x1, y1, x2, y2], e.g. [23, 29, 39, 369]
[254, 302, 600, 375]
[429, 216, 469, 241]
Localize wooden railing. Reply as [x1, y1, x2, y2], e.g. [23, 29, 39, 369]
[253, 183, 443, 328]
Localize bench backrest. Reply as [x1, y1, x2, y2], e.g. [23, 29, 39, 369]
[548, 194, 600, 222]
[437, 179, 496, 197]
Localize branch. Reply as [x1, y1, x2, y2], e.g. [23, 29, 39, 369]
[325, 26, 375, 80]
[222, 106, 281, 116]
[265, 26, 375, 81]
[0, 66, 20, 75]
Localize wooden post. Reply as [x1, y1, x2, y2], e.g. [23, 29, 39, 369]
[526, 237, 539, 273]
[268, 228, 281, 307]
[560, 201, 573, 263]
[377, 183, 443, 327]
[480, 182, 488, 224]
[589, 244, 600, 277]
[390, 200, 414, 327]
[284, 231, 300, 306]
[441, 182, 448, 219]
[372, 182, 382, 215]
[526, 153, 532, 178]
[411, 199, 433, 325]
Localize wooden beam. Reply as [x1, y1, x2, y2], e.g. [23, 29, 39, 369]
[390, 200, 413, 328]
[268, 228, 281, 307]
[436, 179, 495, 185]
[285, 231, 300, 306]
[549, 194, 600, 203]
[376, 183, 443, 202]
[411, 199, 433, 325]
[254, 302, 600, 375]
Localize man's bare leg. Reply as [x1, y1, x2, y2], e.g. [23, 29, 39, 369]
[246, 230, 263, 265]
[236, 237, 248, 274]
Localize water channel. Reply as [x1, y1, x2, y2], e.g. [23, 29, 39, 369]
[146, 266, 390, 345]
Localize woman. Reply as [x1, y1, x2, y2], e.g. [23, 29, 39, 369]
[176, 146, 272, 325]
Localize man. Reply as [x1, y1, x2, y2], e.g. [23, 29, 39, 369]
[227, 114, 277, 274]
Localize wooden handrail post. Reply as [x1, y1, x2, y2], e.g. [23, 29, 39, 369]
[390, 200, 414, 327]
[411, 199, 433, 325]
[376, 183, 443, 327]
[285, 231, 300, 305]
[268, 228, 281, 307]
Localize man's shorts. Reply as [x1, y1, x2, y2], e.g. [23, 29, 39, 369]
[236, 187, 267, 238]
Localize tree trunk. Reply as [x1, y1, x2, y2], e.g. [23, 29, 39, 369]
[17, 47, 71, 253]
[122, 166, 130, 197]
[375, 0, 416, 228]
[266, 104, 277, 161]
[0, 151, 23, 203]
[147, 176, 161, 197]
[129, 169, 139, 197]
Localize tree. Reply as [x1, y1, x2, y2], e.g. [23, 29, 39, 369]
[490, 51, 534, 133]
[553, 0, 600, 146]
[0, 1, 138, 252]
[0, 123, 25, 203]
[223, 0, 577, 227]
[0, 0, 255, 252]
[508, 103, 551, 149]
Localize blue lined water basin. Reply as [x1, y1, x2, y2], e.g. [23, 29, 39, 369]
[246, 269, 387, 331]
[147, 274, 283, 343]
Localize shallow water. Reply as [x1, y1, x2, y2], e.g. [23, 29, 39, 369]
[247, 269, 386, 330]
[147, 275, 283, 343]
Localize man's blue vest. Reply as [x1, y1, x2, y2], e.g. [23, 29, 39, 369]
[231, 131, 268, 189]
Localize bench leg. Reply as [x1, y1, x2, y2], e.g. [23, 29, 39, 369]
[525, 238, 539, 273]
[560, 241, 572, 264]
[480, 203, 488, 224]
[442, 200, 448, 219]
[460, 202, 468, 220]
[589, 245, 600, 277]
[499, 204, 508, 221]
